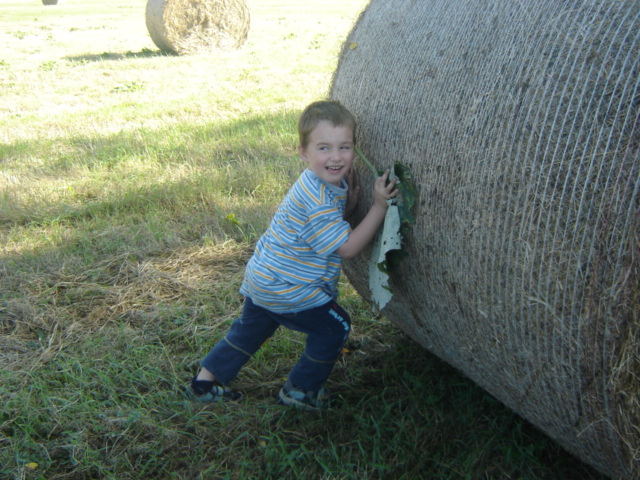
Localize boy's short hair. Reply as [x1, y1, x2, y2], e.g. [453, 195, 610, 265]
[298, 100, 356, 149]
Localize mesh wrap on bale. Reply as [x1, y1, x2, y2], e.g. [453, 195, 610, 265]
[331, 1, 639, 478]
[145, 0, 249, 55]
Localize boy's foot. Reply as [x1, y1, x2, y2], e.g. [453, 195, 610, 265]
[278, 381, 329, 411]
[186, 377, 242, 403]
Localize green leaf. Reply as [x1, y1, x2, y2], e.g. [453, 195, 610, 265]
[393, 162, 417, 228]
[354, 150, 416, 310]
[369, 202, 401, 309]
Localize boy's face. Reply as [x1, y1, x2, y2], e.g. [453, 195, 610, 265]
[299, 120, 354, 186]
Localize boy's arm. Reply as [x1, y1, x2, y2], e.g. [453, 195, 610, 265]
[337, 171, 397, 259]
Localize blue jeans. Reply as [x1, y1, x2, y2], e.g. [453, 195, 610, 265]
[200, 296, 351, 393]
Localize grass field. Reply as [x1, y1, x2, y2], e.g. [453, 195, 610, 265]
[0, 1, 609, 479]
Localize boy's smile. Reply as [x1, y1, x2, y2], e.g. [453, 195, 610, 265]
[299, 120, 355, 186]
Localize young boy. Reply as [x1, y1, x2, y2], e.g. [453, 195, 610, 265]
[189, 100, 396, 410]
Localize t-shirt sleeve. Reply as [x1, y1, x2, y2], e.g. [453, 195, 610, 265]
[300, 204, 351, 256]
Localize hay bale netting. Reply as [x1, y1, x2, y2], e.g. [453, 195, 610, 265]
[331, 1, 639, 478]
[145, 0, 249, 55]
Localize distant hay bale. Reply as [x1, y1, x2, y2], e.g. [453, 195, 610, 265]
[331, 1, 639, 479]
[42, 0, 58, 5]
[145, 0, 250, 55]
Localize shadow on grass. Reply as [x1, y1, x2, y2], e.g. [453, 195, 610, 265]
[0, 109, 300, 227]
[0, 311, 610, 480]
[240, 327, 610, 480]
[64, 48, 173, 62]
[0, 109, 300, 304]
[1, 109, 299, 176]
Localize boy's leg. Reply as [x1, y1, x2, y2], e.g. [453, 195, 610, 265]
[279, 301, 351, 394]
[200, 297, 279, 385]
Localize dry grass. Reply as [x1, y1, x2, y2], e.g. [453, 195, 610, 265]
[0, 241, 252, 373]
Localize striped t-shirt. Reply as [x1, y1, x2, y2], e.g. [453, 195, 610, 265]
[240, 169, 351, 313]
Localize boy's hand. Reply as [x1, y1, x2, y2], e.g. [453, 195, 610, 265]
[373, 170, 398, 209]
[337, 170, 398, 260]
[345, 167, 360, 218]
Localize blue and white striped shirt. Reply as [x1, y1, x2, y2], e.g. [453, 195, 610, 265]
[240, 169, 351, 313]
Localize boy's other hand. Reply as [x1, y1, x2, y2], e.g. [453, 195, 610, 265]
[373, 170, 398, 209]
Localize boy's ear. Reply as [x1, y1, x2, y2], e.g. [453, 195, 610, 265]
[298, 145, 308, 161]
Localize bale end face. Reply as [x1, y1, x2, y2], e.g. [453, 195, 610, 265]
[145, 0, 250, 55]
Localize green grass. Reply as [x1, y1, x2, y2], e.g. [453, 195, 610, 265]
[0, 1, 608, 479]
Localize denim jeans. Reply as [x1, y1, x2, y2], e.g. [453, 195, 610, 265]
[200, 296, 351, 393]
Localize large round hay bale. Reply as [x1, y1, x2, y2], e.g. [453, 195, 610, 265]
[145, 0, 250, 55]
[331, 1, 639, 478]
[42, 0, 58, 5]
